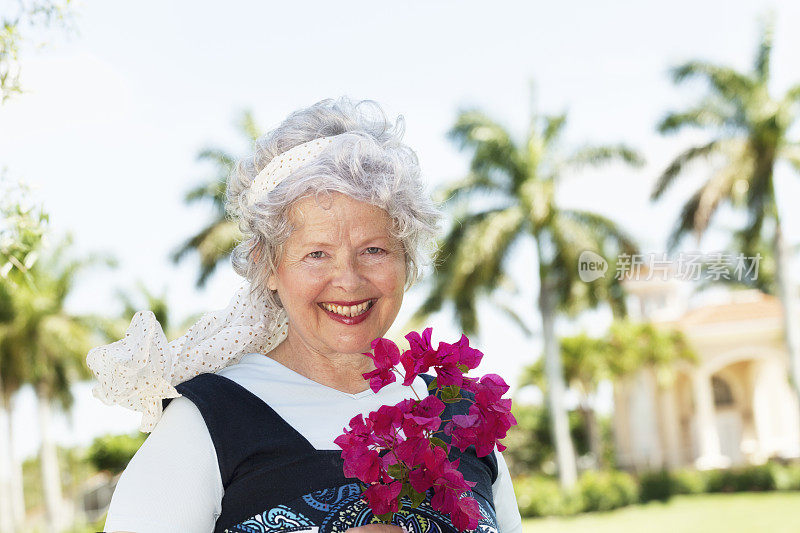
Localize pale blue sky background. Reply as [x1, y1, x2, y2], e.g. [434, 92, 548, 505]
[2, 0, 800, 459]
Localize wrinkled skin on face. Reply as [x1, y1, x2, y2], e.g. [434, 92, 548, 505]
[266, 192, 407, 391]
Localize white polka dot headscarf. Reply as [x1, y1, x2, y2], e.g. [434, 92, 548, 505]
[87, 136, 339, 432]
[246, 135, 337, 207]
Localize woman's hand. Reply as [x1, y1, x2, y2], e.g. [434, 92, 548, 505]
[346, 525, 405, 532]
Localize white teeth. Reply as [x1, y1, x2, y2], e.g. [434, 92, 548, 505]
[322, 300, 374, 317]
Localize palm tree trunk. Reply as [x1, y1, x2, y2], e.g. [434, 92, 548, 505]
[538, 277, 578, 488]
[773, 220, 800, 428]
[0, 382, 14, 533]
[36, 384, 63, 533]
[7, 398, 26, 531]
[582, 403, 604, 469]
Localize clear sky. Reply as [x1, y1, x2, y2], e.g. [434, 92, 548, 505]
[2, 0, 800, 459]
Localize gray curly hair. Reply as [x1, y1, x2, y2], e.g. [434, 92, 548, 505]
[225, 97, 443, 311]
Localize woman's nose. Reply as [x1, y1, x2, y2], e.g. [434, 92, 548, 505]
[331, 255, 364, 290]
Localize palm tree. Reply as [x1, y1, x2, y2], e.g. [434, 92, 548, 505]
[521, 322, 696, 470]
[171, 111, 261, 287]
[652, 17, 800, 419]
[412, 102, 643, 487]
[520, 333, 610, 468]
[0, 180, 49, 532]
[5, 233, 110, 532]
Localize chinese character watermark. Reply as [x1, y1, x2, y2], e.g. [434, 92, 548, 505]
[578, 251, 761, 282]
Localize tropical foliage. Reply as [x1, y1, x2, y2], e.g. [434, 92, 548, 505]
[412, 103, 643, 487]
[520, 322, 696, 468]
[652, 17, 800, 411]
[171, 111, 261, 287]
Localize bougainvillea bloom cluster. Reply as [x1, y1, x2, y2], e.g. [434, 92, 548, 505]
[334, 328, 517, 531]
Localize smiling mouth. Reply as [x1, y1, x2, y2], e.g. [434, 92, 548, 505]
[318, 299, 377, 318]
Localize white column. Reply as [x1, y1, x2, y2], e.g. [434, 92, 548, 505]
[692, 372, 729, 469]
[658, 385, 683, 467]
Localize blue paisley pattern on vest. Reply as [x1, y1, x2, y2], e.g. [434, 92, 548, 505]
[223, 482, 498, 533]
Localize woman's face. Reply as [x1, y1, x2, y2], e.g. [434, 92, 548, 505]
[267, 192, 407, 356]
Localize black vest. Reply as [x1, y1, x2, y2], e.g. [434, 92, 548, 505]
[164, 372, 499, 532]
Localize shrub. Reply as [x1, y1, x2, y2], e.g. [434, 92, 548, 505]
[638, 469, 673, 502]
[671, 468, 707, 495]
[705, 464, 776, 493]
[772, 462, 800, 491]
[87, 432, 147, 474]
[576, 470, 638, 513]
[513, 476, 580, 517]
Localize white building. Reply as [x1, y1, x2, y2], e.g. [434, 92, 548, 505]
[613, 276, 800, 470]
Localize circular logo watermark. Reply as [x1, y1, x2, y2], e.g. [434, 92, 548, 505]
[578, 250, 608, 282]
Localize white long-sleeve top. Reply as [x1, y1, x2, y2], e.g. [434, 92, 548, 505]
[104, 353, 523, 533]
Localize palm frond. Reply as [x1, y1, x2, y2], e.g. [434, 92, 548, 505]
[559, 209, 639, 254]
[657, 102, 732, 134]
[781, 83, 800, 108]
[542, 114, 567, 145]
[239, 110, 261, 142]
[651, 139, 723, 200]
[670, 61, 755, 105]
[754, 15, 774, 83]
[170, 219, 242, 287]
[665, 162, 740, 252]
[567, 144, 645, 169]
[779, 141, 800, 174]
[447, 206, 526, 296]
[408, 209, 502, 324]
[448, 110, 524, 183]
[410, 207, 526, 335]
[434, 171, 507, 205]
[196, 148, 236, 170]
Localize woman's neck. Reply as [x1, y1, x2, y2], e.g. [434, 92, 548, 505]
[265, 335, 376, 394]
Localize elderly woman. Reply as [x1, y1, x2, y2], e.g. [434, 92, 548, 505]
[89, 98, 522, 533]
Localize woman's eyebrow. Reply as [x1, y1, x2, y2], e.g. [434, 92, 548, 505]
[300, 235, 393, 248]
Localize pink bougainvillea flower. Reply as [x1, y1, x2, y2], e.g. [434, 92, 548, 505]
[362, 366, 396, 393]
[450, 399, 516, 457]
[473, 373, 510, 404]
[449, 412, 480, 453]
[405, 395, 445, 432]
[334, 414, 374, 450]
[435, 363, 463, 388]
[337, 330, 514, 530]
[430, 461, 475, 516]
[405, 327, 435, 357]
[408, 446, 450, 494]
[437, 334, 483, 370]
[362, 338, 402, 392]
[459, 375, 480, 393]
[395, 435, 429, 465]
[368, 404, 404, 440]
[342, 446, 382, 483]
[401, 327, 441, 385]
[451, 495, 482, 531]
[363, 480, 402, 515]
[369, 337, 402, 368]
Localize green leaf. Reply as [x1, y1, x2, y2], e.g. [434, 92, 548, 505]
[387, 463, 406, 479]
[457, 364, 469, 373]
[427, 377, 438, 391]
[440, 385, 462, 401]
[409, 487, 426, 509]
[430, 436, 448, 451]
[376, 512, 394, 523]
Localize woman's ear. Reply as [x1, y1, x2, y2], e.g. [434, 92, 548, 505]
[267, 272, 278, 291]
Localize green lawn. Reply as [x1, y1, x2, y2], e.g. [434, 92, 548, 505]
[522, 492, 800, 533]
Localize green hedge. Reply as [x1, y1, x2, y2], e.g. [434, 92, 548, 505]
[514, 461, 800, 518]
[514, 470, 638, 517]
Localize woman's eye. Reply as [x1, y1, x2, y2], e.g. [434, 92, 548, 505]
[307, 251, 325, 259]
[365, 247, 384, 254]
